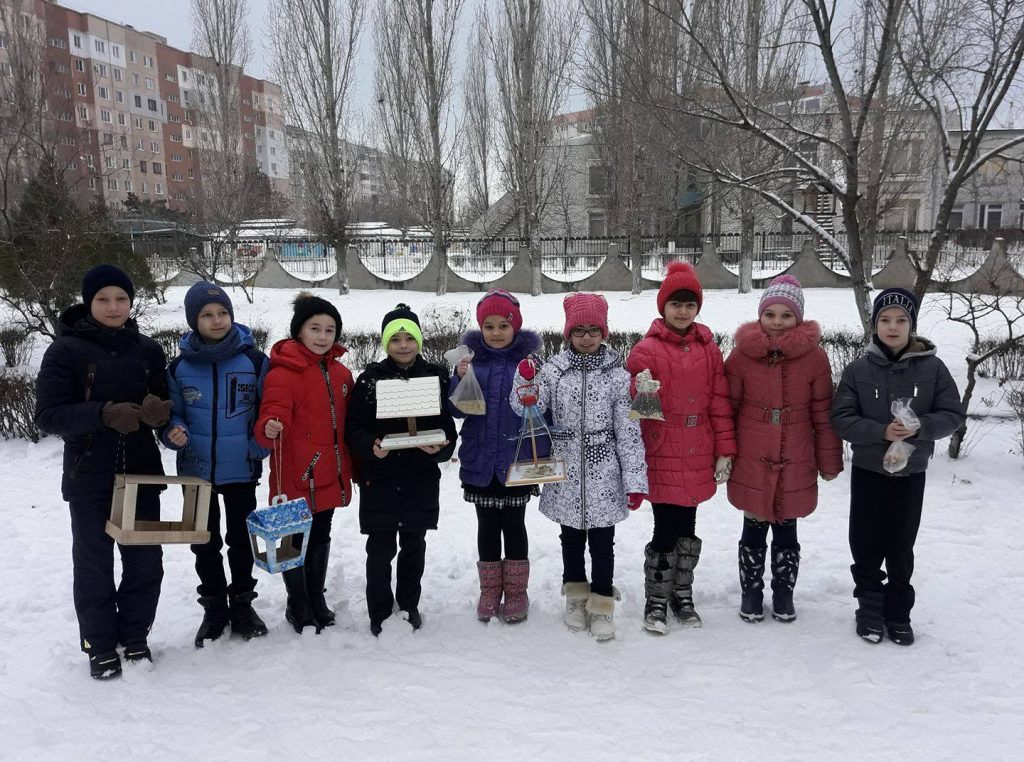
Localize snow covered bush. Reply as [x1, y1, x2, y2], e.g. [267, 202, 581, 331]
[820, 329, 867, 386]
[150, 326, 186, 361]
[0, 324, 32, 367]
[976, 336, 1024, 381]
[341, 332, 382, 373]
[248, 320, 271, 353]
[0, 371, 43, 442]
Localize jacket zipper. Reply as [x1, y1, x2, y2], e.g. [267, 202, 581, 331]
[580, 361, 588, 530]
[319, 361, 346, 503]
[210, 362, 219, 483]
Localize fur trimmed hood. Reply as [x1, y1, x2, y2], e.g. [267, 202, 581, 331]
[733, 320, 822, 361]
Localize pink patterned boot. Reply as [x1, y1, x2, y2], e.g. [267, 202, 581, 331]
[501, 559, 530, 623]
[476, 561, 503, 621]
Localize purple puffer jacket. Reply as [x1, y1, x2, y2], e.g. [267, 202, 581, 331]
[448, 329, 542, 488]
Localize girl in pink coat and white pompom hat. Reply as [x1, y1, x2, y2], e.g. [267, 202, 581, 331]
[724, 275, 844, 624]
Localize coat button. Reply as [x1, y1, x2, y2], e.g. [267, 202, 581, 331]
[689, 448, 695, 454]
[688, 396, 694, 403]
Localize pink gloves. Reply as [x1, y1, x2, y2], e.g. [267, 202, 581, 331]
[627, 493, 646, 511]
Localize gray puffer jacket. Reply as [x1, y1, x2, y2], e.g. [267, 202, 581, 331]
[830, 337, 965, 475]
[509, 346, 647, 529]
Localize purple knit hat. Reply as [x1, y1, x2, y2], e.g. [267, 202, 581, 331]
[759, 275, 804, 324]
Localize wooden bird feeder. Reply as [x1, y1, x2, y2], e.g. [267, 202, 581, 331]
[505, 382, 566, 487]
[376, 376, 449, 450]
[106, 474, 212, 545]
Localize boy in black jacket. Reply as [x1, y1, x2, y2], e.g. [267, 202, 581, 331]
[830, 288, 965, 647]
[344, 304, 456, 635]
[35, 265, 172, 679]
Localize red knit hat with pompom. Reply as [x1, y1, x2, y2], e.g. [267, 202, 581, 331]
[657, 261, 703, 315]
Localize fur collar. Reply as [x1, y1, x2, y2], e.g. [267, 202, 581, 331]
[734, 320, 822, 360]
[461, 329, 542, 362]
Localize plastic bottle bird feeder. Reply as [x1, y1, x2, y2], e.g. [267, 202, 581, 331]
[106, 474, 213, 545]
[505, 382, 567, 486]
[247, 495, 313, 574]
[376, 376, 448, 450]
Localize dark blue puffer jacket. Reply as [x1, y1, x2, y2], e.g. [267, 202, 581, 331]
[162, 324, 270, 485]
[448, 329, 543, 488]
[35, 304, 168, 501]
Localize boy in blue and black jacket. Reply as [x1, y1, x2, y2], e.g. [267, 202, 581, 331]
[163, 282, 270, 646]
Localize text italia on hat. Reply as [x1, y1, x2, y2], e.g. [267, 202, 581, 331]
[563, 292, 609, 339]
[657, 261, 703, 315]
[872, 288, 918, 331]
[759, 274, 805, 324]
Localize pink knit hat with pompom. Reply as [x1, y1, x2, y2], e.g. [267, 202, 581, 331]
[759, 275, 804, 324]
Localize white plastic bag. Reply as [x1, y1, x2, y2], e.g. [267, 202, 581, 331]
[629, 369, 665, 421]
[882, 398, 921, 473]
[444, 345, 486, 415]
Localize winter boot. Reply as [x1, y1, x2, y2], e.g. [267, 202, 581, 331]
[562, 581, 591, 632]
[855, 590, 885, 644]
[399, 607, 423, 630]
[122, 641, 152, 664]
[643, 544, 677, 634]
[670, 536, 703, 627]
[228, 590, 268, 640]
[89, 650, 122, 680]
[194, 594, 230, 648]
[587, 588, 621, 642]
[304, 542, 336, 631]
[282, 566, 316, 634]
[886, 620, 915, 646]
[476, 561, 503, 622]
[738, 542, 767, 622]
[770, 544, 800, 623]
[501, 559, 530, 623]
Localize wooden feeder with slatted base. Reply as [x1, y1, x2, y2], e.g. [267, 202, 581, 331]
[106, 474, 213, 545]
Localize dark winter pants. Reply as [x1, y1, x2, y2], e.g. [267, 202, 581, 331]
[650, 504, 697, 553]
[70, 489, 163, 655]
[191, 482, 258, 597]
[475, 505, 528, 562]
[560, 525, 615, 597]
[365, 529, 428, 624]
[291, 508, 335, 549]
[741, 515, 799, 549]
[849, 466, 926, 623]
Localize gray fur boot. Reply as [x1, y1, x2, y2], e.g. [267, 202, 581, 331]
[670, 536, 703, 627]
[643, 544, 677, 634]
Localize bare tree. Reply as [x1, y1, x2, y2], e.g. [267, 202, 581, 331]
[269, 0, 365, 295]
[488, 0, 582, 296]
[461, 7, 494, 234]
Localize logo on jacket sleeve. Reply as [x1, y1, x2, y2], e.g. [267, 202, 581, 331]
[183, 386, 202, 405]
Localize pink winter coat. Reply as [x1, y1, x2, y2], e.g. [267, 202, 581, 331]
[626, 320, 737, 507]
[724, 320, 843, 522]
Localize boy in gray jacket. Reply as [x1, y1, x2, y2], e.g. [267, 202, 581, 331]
[831, 288, 965, 647]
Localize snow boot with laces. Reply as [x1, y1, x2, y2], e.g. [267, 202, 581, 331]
[562, 581, 590, 632]
[643, 544, 676, 634]
[670, 536, 703, 627]
[738, 542, 767, 622]
[770, 544, 800, 623]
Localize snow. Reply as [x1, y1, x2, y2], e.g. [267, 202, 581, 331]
[2, 287, 1022, 760]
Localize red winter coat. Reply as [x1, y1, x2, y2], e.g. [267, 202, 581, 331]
[724, 321, 843, 522]
[255, 339, 354, 512]
[626, 320, 737, 507]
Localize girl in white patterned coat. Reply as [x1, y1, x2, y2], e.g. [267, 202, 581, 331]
[510, 293, 647, 641]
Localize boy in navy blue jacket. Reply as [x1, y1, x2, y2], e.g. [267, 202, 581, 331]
[163, 282, 270, 646]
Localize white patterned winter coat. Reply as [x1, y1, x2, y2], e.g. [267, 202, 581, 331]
[509, 346, 647, 530]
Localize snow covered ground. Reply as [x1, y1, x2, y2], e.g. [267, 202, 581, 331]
[2, 287, 1022, 761]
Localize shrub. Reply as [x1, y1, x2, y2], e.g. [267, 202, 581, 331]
[820, 329, 867, 384]
[248, 320, 272, 354]
[976, 336, 1024, 381]
[1009, 384, 1024, 462]
[150, 326, 186, 360]
[0, 324, 33, 367]
[420, 303, 472, 367]
[341, 332, 381, 373]
[0, 371, 44, 442]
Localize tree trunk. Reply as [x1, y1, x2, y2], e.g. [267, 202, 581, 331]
[739, 201, 755, 294]
[948, 358, 979, 458]
[630, 229, 642, 294]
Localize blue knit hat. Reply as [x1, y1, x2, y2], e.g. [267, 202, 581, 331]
[184, 281, 234, 331]
[81, 264, 135, 306]
[872, 288, 918, 331]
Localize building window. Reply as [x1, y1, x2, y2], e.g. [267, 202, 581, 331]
[141, 181, 147, 193]
[134, 95, 142, 108]
[94, 40, 105, 53]
[49, 37, 67, 49]
[949, 207, 964, 230]
[588, 211, 608, 237]
[188, 168, 194, 178]
[75, 59, 85, 72]
[125, 180, 132, 192]
[132, 73, 140, 86]
[78, 106, 89, 120]
[86, 154, 94, 168]
[133, 116, 143, 129]
[73, 34, 82, 48]
[895, 139, 924, 175]
[165, 73, 176, 82]
[148, 98, 158, 112]
[149, 120, 158, 132]
[155, 183, 163, 195]
[171, 134, 182, 143]
[105, 156, 115, 168]
[120, 136, 128, 149]
[98, 86, 109, 99]
[152, 162, 163, 175]
[122, 158, 131, 169]
[145, 77, 155, 90]
[88, 177, 96, 190]
[107, 178, 118, 190]
[56, 62, 70, 74]
[101, 110, 111, 123]
[588, 165, 610, 196]
[171, 153, 182, 162]
[114, 68, 122, 82]
[139, 160, 147, 173]
[115, 90, 124, 103]
[103, 133, 113, 145]
[144, 55, 154, 68]
[136, 138, 144, 150]
[151, 141, 160, 153]
[77, 82, 87, 96]
[978, 203, 1002, 230]
[93, 63, 107, 78]
[129, 50, 137, 63]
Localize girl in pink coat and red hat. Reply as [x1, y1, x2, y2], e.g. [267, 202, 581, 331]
[724, 275, 843, 624]
[626, 262, 737, 634]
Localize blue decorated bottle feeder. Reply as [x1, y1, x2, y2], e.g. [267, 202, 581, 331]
[247, 494, 313, 574]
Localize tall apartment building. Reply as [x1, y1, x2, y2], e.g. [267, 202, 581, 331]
[1, 0, 287, 215]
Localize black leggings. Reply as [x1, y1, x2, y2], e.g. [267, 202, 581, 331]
[475, 505, 528, 562]
[650, 504, 697, 553]
[291, 508, 334, 549]
[560, 525, 615, 597]
[741, 515, 799, 548]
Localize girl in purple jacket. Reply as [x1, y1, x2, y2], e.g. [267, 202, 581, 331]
[449, 290, 542, 624]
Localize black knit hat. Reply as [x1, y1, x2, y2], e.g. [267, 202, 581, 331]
[872, 288, 918, 331]
[81, 264, 135, 306]
[184, 281, 234, 331]
[290, 292, 343, 339]
[380, 303, 420, 333]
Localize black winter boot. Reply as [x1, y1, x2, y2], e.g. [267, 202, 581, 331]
[855, 590, 885, 644]
[770, 544, 800, 623]
[886, 620, 915, 646]
[670, 536, 703, 627]
[738, 543, 767, 622]
[282, 566, 316, 634]
[643, 544, 676, 634]
[229, 590, 268, 640]
[194, 594, 230, 648]
[89, 650, 122, 680]
[304, 542, 336, 631]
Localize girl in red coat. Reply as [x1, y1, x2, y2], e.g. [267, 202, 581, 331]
[626, 263, 736, 634]
[724, 275, 843, 624]
[255, 294, 354, 634]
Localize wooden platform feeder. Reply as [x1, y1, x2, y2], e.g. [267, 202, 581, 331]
[376, 376, 448, 451]
[106, 474, 212, 545]
[505, 382, 567, 487]
[247, 495, 313, 574]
